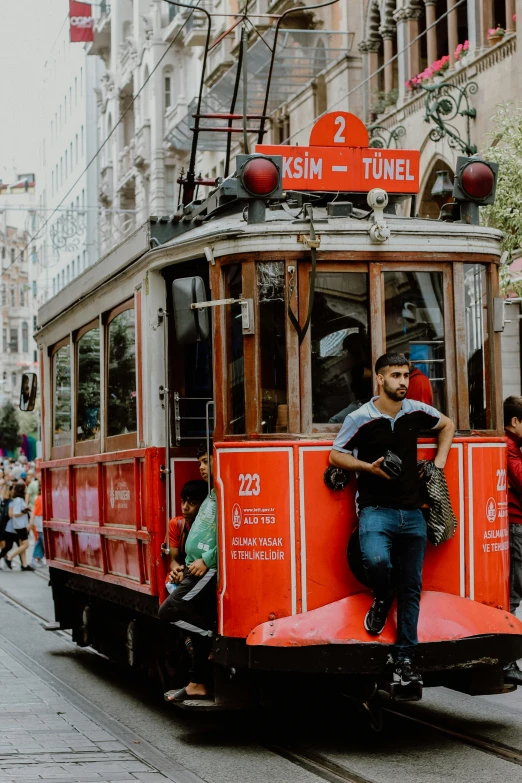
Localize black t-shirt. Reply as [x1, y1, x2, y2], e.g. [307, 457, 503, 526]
[332, 397, 441, 510]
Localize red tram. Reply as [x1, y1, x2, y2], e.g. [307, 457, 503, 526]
[32, 111, 522, 714]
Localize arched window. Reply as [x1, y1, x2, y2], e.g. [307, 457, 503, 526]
[165, 74, 172, 111]
[0, 284, 5, 306]
[10, 286, 15, 307]
[20, 286, 25, 307]
[11, 372, 16, 388]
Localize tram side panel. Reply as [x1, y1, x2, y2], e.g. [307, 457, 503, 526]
[216, 437, 510, 643]
[42, 450, 200, 607]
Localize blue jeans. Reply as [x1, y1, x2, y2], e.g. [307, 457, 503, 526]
[33, 532, 45, 560]
[358, 506, 427, 661]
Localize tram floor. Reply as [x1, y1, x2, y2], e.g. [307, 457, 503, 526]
[0, 568, 521, 783]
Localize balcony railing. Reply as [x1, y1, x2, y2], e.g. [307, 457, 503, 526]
[376, 34, 516, 130]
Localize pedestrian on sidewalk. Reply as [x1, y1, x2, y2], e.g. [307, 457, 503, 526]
[30, 483, 45, 569]
[503, 395, 522, 684]
[5, 484, 33, 571]
[0, 483, 12, 560]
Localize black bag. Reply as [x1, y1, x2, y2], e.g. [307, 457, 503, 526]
[417, 460, 458, 546]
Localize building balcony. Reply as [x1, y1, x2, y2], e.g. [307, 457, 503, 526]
[117, 143, 135, 187]
[88, 2, 111, 56]
[373, 34, 517, 134]
[99, 164, 113, 206]
[133, 122, 151, 169]
[162, 5, 187, 43]
[206, 36, 235, 87]
[118, 36, 137, 88]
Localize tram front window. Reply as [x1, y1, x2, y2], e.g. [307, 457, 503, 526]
[384, 271, 446, 413]
[311, 272, 371, 423]
[464, 264, 490, 429]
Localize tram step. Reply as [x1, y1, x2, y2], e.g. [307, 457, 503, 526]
[173, 698, 245, 712]
[383, 681, 422, 702]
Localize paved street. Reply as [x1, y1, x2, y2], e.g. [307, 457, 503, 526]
[0, 564, 521, 783]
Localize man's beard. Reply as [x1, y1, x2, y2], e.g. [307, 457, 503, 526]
[383, 380, 407, 402]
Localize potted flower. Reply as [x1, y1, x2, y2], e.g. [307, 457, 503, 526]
[454, 40, 469, 68]
[488, 26, 505, 45]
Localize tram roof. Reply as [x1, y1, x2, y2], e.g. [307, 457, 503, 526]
[37, 207, 502, 332]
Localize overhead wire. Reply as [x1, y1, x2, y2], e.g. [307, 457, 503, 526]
[1, 0, 203, 281]
[2, 0, 470, 279]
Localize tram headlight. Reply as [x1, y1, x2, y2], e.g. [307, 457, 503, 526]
[453, 156, 498, 205]
[236, 154, 283, 199]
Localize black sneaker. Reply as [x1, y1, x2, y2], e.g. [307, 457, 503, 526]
[393, 658, 423, 686]
[364, 598, 390, 635]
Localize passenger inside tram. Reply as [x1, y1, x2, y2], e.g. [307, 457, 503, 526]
[165, 478, 208, 594]
[159, 447, 217, 703]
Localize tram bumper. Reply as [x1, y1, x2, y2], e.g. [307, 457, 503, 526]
[245, 591, 522, 677]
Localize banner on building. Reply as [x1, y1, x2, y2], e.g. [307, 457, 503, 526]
[69, 1, 94, 43]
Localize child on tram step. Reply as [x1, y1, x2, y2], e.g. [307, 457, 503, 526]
[329, 352, 455, 686]
[503, 396, 522, 684]
[165, 478, 208, 593]
[160, 446, 217, 702]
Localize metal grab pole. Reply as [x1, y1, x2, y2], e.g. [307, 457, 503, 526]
[161, 308, 172, 555]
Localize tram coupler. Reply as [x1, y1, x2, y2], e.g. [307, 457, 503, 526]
[382, 680, 423, 702]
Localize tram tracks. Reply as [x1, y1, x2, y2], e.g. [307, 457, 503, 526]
[2, 575, 522, 781]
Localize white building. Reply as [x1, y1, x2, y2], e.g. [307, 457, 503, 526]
[36, 23, 104, 302]
[0, 175, 38, 406]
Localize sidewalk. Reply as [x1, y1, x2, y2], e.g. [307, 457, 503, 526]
[0, 638, 176, 782]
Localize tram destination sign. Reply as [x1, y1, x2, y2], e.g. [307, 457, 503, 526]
[256, 111, 420, 195]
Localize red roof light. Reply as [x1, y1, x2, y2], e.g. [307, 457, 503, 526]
[461, 161, 495, 200]
[242, 157, 280, 196]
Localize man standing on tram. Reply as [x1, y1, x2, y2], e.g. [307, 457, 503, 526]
[329, 353, 455, 686]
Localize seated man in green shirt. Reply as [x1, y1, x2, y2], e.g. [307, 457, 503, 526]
[159, 450, 217, 702]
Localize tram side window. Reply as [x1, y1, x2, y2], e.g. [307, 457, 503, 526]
[107, 309, 137, 436]
[225, 264, 245, 434]
[53, 344, 72, 447]
[464, 264, 490, 429]
[258, 262, 287, 433]
[384, 271, 446, 412]
[77, 327, 100, 441]
[311, 272, 371, 423]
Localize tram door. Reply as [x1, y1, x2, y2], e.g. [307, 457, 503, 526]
[166, 261, 214, 514]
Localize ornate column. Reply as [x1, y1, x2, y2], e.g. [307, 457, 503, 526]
[393, 7, 409, 102]
[361, 38, 382, 110]
[379, 25, 396, 94]
[466, 0, 482, 56]
[406, 6, 422, 79]
[506, 0, 516, 32]
[424, 0, 437, 65]
[447, 0, 458, 67]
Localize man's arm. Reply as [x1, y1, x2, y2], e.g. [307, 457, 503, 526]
[329, 449, 391, 480]
[432, 413, 455, 469]
[507, 441, 522, 495]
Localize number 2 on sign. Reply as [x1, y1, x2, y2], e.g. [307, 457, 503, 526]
[333, 115, 346, 143]
[239, 473, 260, 496]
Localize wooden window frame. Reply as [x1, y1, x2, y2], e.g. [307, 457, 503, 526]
[75, 317, 102, 457]
[299, 260, 370, 434]
[51, 336, 73, 460]
[379, 261, 457, 426]
[104, 298, 138, 452]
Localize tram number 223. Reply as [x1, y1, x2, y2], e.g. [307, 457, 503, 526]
[238, 473, 261, 497]
[496, 468, 507, 492]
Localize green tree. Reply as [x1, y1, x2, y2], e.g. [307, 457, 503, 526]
[482, 103, 522, 295]
[0, 401, 21, 453]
